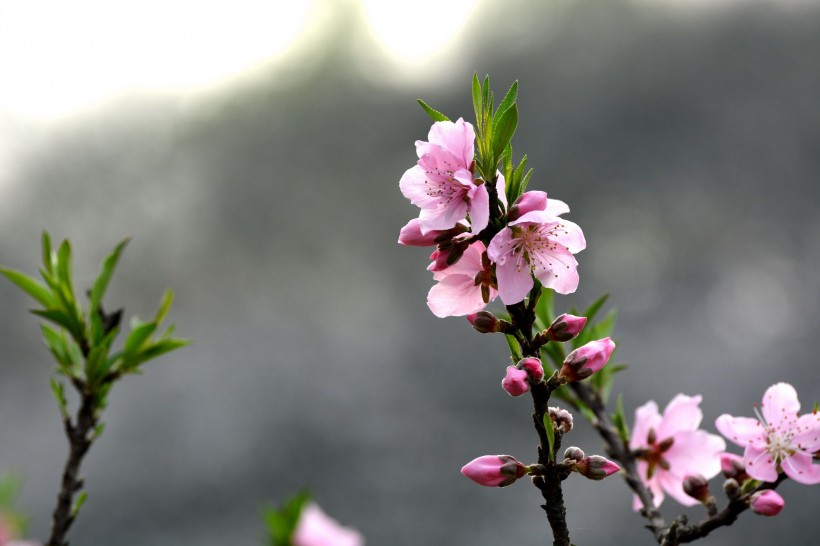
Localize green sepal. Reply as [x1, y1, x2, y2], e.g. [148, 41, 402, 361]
[543, 412, 556, 462]
[417, 99, 450, 122]
[0, 268, 55, 308]
[740, 479, 762, 496]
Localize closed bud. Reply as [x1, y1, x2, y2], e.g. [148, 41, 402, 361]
[518, 357, 544, 383]
[546, 314, 587, 342]
[683, 474, 711, 503]
[559, 338, 615, 382]
[502, 366, 530, 397]
[573, 455, 620, 480]
[548, 407, 574, 433]
[507, 191, 548, 222]
[468, 311, 501, 333]
[750, 490, 784, 517]
[723, 478, 740, 500]
[461, 455, 527, 487]
[563, 447, 585, 462]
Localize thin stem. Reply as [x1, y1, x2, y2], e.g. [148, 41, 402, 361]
[46, 385, 97, 546]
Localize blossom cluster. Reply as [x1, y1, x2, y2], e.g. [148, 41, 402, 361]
[399, 118, 585, 317]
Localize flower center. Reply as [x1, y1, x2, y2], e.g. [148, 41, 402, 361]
[638, 428, 674, 480]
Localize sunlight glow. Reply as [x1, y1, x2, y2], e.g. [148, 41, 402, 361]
[0, 0, 313, 121]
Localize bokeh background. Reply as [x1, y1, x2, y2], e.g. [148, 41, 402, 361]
[1, 0, 819, 544]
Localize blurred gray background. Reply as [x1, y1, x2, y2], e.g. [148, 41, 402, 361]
[1, 0, 819, 544]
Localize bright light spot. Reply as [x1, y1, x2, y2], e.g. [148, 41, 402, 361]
[360, 0, 480, 66]
[0, 0, 313, 121]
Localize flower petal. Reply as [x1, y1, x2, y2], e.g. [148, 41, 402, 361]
[546, 198, 570, 216]
[715, 415, 766, 448]
[658, 470, 699, 507]
[532, 245, 579, 295]
[794, 412, 820, 453]
[495, 258, 533, 305]
[630, 401, 662, 450]
[781, 450, 820, 485]
[658, 394, 703, 438]
[743, 444, 779, 482]
[427, 274, 486, 317]
[663, 430, 725, 479]
[468, 181, 490, 234]
[761, 382, 801, 426]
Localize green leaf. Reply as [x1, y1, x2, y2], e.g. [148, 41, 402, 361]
[583, 293, 610, 325]
[482, 75, 492, 117]
[263, 491, 311, 546]
[50, 377, 69, 419]
[611, 393, 630, 444]
[123, 338, 190, 370]
[543, 412, 555, 462]
[504, 334, 522, 361]
[492, 104, 518, 165]
[71, 492, 88, 518]
[417, 99, 450, 122]
[534, 287, 555, 331]
[55, 240, 74, 297]
[471, 73, 482, 130]
[154, 290, 174, 325]
[42, 231, 54, 274]
[90, 238, 129, 314]
[124, 321, 158, 354]
[31, 309, 79, 337]
[85, 345, 109, 385]
[494, 80, 518, 125]
[0, 268, 55, 308]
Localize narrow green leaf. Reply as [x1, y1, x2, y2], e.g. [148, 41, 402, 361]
[519, 167, 533, 196]
[494, 80, 518, 124]
[123, 338, 190, 370]
[534, 287, 555, 331]
[90, 238, 129, 313]
[583, 294, 610, 325]
[492, 105, 517, 171]
[124, 322, 158, 354]
[71, 492, 87, 517]
[31, 309, 77, 335]
[482, 75, 492, 116]
[50, 377, 69, 419]
[42, 231, 54, 274]
[154, 290, 174, 325]
[56, 240, 73, 295]
[504, 334, 522, 361]
[612, 393, 630, 444]
[543, 412, 556, 462]
[0, 268, 54, 308]
[92, 422, 105, 441]
[471, 73, 482, 130]
[417, 99, 450, 122]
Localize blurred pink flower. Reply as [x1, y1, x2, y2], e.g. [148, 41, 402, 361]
[715, 382, 820, 485]
[629, 394, 726, 509]
[292, 503, 364, 546]
[399, 118, 491, 234]
[487, 193, 585, 304]
[427, 242, 496, 317]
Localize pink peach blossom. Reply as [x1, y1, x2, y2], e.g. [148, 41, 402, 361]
[399, 118, 492, 234]
[715, 382, 820, 485]
[292, 502, 364, 546]
[487, 192, 585, 303]
[629, 394, 726, 509]
[427, 242, 496, 317]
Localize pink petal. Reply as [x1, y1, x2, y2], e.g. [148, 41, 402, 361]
[630, 401, 662, 451]
[715, 415, 766, 448]
[550, 218, 586, 254]
[663, 430, 725, 479]
[495, 259, 533, 305]
[546, 198, 570, 216]
[532, 245, 579, 295]
[293, 503, 364, 546]
[430, 241, 484, 281]
[781, 450, 820, 485]
[743, 444, 779, 482]
[794, 412, 820, 452]
[761, 382, 801, 426]
[658, 394, 703, 438]
[468, 182, 490, 234]
[418, 195, 470, 233]
[427, 274, 486, 317]
[399, 165, 436, 207]
[427, 118, 475, 167]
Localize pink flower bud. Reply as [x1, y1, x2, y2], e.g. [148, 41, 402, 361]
[573, 455, 620, 480]
[548, 407, 574, 433]
[398, 219, 441, 246]
[508, 191, 548, 221]
[545, 313, 587, 342]
[563, 446, 585, 462]
[683, 474, 711, 503]
[559, 338, 615, 382]
[461, 455, 527, 487]
[502, 366, 530, 396]
[750, 490, 784, 517]
[720, 452, 748, 481]
[518, 357, 544, 383]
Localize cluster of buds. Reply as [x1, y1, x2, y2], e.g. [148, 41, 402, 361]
[501, 357, 544, 397]
[561, 447, 621, 481]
